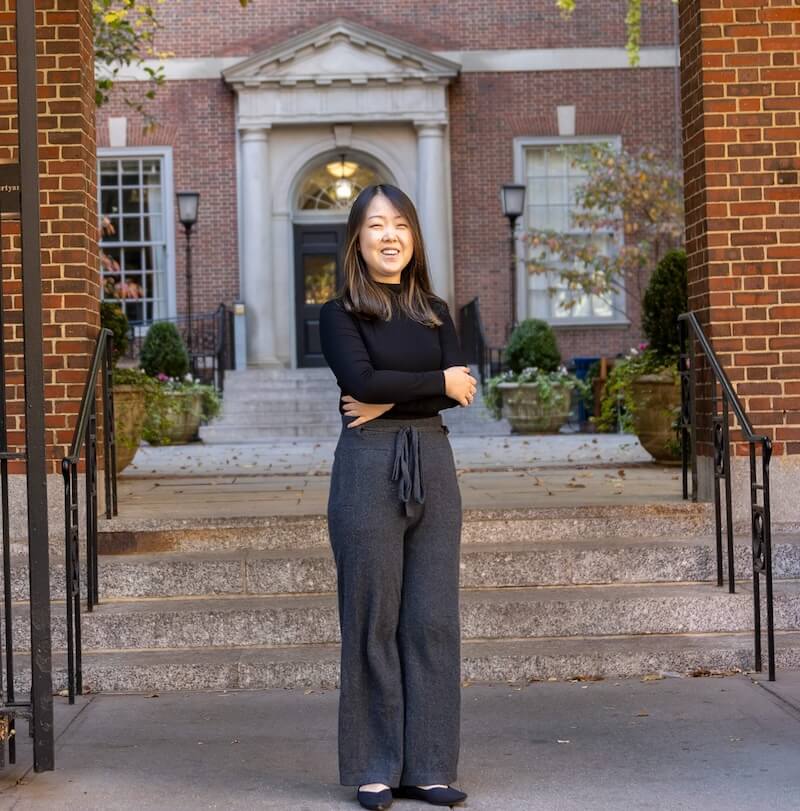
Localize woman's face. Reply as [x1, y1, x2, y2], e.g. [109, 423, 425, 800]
[357, 193, 414, 284]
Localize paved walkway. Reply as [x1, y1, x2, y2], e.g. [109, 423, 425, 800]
[1, 673, 798, 810]
[115, 434, 686, 520]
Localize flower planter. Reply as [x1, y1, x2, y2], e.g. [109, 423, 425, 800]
[112, 384, 146, 474]
[149, 389, 204, 445]
[629, 369, 682, 464]
[497, 381, 572, 434]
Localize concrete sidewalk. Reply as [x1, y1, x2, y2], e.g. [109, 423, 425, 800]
[1, 674, 798, 810]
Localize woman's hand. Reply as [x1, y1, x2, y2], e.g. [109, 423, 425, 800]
[342, 395, 395, 428]
[443, 366, 478, 407]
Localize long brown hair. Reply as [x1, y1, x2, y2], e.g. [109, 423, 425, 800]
[337, 184, 444, 327]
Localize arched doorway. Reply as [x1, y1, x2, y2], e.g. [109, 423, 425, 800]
[293, 152, 390, 366]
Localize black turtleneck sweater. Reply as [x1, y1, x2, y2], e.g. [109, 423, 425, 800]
[319, 282, 466, 419]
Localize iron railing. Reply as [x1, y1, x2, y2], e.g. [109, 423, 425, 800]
[124, 304, 235, 393]
[61, 328, 119, 704]
[459, 297, 508, 389]
[679, 312, 775, 680]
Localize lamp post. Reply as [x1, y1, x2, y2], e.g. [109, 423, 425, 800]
[176, 191, 199, 355]
[500, 183, 526, 338]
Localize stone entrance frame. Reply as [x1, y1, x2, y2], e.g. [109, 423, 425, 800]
[222, 18, 461, 368]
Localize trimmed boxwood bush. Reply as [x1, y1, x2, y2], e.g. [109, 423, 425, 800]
[100, 302, 130, 366]
[505, 318, 561, 374]
[642, 249, 688, 360]
[140, 321, 190, 379]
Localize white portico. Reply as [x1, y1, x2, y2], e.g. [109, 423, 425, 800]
[222, 18, 460, 368]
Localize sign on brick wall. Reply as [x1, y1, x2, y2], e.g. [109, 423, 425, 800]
[0, 162, 20, 216]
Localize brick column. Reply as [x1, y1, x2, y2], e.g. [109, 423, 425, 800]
[0, 0, 99, 537]
[679, 0, 800, 521]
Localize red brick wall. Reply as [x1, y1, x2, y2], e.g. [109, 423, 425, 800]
[449, 67, 681, 355]
[97, 80, 240, 316]
[0, 0, 98, 474]
[96, 1, 681, 364]
[679, 0, 800, 458]
[152, 0, 676, 57]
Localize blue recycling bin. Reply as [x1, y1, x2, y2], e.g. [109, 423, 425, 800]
[571, 356, 601, 425]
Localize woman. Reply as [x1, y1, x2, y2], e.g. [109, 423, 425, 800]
[320, 184, 476, 810]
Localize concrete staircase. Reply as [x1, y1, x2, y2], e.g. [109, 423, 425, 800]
[10, 505, 800, 693]
[199, 366, 511, 442]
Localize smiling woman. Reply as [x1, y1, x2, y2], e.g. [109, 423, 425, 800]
[319, 183, 473, 809]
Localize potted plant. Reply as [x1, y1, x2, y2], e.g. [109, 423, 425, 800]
[485, 319, 588, 434]
[100, 302, 147, 474]
[139, 322, 221, 444]
[596, 250, 687, 463]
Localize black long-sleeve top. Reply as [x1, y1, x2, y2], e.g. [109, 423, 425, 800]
[319, 282, 467, 419]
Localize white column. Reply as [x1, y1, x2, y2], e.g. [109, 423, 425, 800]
[240, 126, 280, 367]
[415, 122, 453, 305]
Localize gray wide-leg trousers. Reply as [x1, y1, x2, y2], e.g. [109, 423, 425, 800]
[327, 414, 462, 787]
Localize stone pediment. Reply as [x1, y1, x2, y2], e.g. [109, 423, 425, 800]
[222, 18, 460, 88]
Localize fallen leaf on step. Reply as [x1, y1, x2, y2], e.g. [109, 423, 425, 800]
[635, 711, 649, 717]
[641, 673, 664, 682]
[618, 469, 626, 477]
[566, 482, 586, 489]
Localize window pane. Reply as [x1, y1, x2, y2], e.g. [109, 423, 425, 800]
[303, 255, 337, 304]
[101, 188, 119, 216]
[122, 216, 142, 242]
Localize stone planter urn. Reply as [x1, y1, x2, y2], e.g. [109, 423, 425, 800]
[629, 369, 682, 464]
[112, 384, 146, 474]
[497, 381, 572, 434]
[151, 389, 204, 445]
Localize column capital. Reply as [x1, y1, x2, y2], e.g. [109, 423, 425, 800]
[239, 125, 271, 142]
[413, 120, 447, 136]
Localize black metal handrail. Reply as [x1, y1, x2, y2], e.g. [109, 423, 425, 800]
[124, 303, 235, 393]
[679, 311, 775, 680]
[459, 297, 508, 389]
[60, 328, 119, 703]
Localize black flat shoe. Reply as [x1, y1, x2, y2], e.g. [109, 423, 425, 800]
[357, 786, 393, 810]
[391, 785, 468, 806]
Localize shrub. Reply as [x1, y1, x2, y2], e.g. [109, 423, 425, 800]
[139, 322, 189, 378]
[505, 318, 561, 374]
[641, 249, 688, 360]
[100, 302, 130, 367]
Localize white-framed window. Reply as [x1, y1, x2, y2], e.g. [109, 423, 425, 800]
[514, 135, 627, 326]
[97, 147, 176, 323]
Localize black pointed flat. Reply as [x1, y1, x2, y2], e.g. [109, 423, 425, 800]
[391, 785, 468, 806]
[357, 786, 393, 810]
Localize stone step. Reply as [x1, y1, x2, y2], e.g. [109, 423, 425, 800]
[11, 631, 800, 694]
[224, 369, 337, 382]
[95, 504, 713, 555]
[10, 581, 800, 651]
[13, 533, 800, 601]
[199, 423, 343, 441]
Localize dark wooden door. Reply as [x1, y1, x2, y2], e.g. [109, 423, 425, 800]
[294, 223, 346, 367]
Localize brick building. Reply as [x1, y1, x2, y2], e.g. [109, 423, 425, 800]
[96, 0, 682, 369]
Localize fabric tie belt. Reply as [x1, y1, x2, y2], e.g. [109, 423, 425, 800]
[391, 425, 425, 516]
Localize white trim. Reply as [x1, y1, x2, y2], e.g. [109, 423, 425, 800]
[97, 145, 177, 320]
[512, 134, 629, 328]
[98, 46, 678, 82]
[441, 46, 676, 72]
